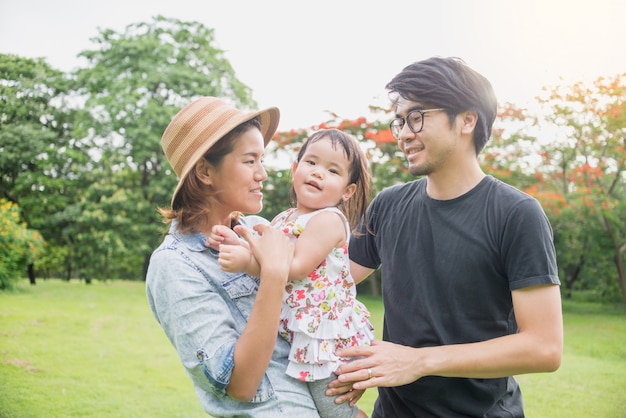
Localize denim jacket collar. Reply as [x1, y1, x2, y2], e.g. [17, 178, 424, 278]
[169, 220, 211, 253]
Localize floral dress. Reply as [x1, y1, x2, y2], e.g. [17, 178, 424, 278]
[273, 207, 375, 382]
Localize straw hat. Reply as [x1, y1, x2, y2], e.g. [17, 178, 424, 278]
[161, 96, 280, 208]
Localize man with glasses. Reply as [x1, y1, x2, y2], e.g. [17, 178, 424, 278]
[332, 57, 563, 417]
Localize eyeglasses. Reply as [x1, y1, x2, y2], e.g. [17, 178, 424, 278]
[389, 108, 446, 140]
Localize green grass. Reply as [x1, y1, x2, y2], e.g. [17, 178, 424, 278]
[1, 281, 625, 417]
[0, 280, 204, 418]
[517, 297, 626, 417]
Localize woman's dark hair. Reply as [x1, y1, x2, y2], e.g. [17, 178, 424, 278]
[386, 56, 498, 154]
[289, 128, 371, 234]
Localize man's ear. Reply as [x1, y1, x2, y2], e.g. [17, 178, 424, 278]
[195, 159, 213, 186]
[460, 110, 478, 135]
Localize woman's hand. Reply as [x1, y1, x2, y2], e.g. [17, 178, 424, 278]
[236, 224, 293, 283]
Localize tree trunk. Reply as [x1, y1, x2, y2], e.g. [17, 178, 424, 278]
[142, 253, 151, 281]
[603, 214, 626, 308]
[27, 263, 36, 285]
[564, 260, 584, 299]
[615, 244, 626, 309]
[103, 251, 109, 280]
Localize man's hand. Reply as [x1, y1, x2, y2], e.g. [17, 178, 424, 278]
[335, 340, 424, 390]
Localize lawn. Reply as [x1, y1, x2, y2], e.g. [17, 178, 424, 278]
[1, 280, 625, 417]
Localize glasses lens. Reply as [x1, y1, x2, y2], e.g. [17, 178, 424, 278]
[407, 111, 423, 133]
[390, 119, 403, 139]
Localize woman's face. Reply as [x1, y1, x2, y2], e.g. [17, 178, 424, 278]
[209, 127, 268, 216]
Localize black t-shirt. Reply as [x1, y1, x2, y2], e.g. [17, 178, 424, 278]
[350, 176, 559, 417]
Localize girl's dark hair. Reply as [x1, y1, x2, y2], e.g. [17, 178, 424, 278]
[159, 118, 262, 233]
[289, 128, 371, 234]
[386, 56, 498, 154]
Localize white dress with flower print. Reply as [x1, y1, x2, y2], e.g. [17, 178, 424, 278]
[273, 207, 375, 382]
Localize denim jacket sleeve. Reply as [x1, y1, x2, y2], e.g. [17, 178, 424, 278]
[146, 231, 267, 399]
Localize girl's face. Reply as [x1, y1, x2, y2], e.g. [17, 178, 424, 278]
[291, 136, 356, 214]
[208, 128, 268, 217]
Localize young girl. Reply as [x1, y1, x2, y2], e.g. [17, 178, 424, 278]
[209, 128, 374, 418]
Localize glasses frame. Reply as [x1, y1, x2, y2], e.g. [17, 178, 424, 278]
[389, 108, 446, 139]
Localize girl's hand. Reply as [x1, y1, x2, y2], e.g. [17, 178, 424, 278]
[218, 244, 253, 273]
[206, 224, 241, 249]
[325, 378, 366, 407]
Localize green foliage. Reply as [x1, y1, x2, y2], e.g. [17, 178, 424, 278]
[0, 200, 44, 289]
[35, 244, 68, 279]
[0, 53, 88, 217]
[259, 168, 292, 220]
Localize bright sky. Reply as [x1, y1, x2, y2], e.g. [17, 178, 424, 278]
[1, 0, 624, 131]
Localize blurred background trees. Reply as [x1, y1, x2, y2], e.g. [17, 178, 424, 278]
[1, 17, 624, 305]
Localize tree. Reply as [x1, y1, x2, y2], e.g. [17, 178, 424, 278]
[481, 103, 543, 190]
[534, 74, 626, 305]
[0, 53, 91, 283]
[73, 16, 259, 280]
[0, 199, 44, 289]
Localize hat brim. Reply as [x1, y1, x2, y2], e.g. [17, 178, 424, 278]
[169, 105, 280, 208]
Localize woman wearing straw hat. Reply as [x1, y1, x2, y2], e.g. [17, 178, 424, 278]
[146, 97, 357, 417]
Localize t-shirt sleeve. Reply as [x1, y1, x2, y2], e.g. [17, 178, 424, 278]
[349, 194, 382, 270]
[502, 198, 560, 290]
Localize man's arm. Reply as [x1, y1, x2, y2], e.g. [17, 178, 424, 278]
[333, 284, 563, 389]
[349, 260, 374, 285]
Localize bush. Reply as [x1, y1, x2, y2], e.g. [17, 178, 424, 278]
[0, 199, 44, 289]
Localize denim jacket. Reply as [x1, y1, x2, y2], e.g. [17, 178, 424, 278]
[146, 216, 319, 417]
